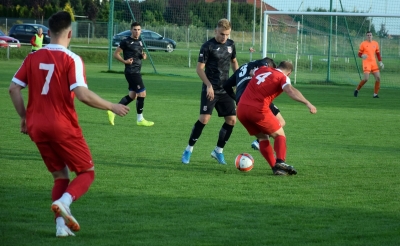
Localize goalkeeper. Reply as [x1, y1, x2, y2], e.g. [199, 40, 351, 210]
[354, 31, 384, 98]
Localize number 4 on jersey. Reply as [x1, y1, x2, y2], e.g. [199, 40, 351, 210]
[255, 72, 271, 85]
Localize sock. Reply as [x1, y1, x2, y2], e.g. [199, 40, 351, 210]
[356, 80, 367, 90]
[58, 192, 73, 207]
[118, 95, 133, 106]
[66, 171, 95, 202]
[217, 123, 234, 148]
[259, 140, 276, 168]
[185, 145, 193, 152]
[374, 81, 380, 95]
[52, 178, 70, 202]
[56, 217, 65, 227]
[214, 146, 223, 153]
[137, 113, 143, 122]
[188, 120, 206, 146]
[136, 97, 144, 115]
[274, 135, 287, 162]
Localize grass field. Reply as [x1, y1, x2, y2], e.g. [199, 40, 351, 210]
[1, 60, 400, 246]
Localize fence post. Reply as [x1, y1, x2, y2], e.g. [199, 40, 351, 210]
[7, 46, 10, 59]
[188, 50, 191, 68]
[88, 23, 90, 44]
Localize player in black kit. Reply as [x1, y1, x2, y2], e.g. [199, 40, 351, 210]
[108, 22, 154, 127]
[223, 57, 286, 151]
[181, 18, 239, 165]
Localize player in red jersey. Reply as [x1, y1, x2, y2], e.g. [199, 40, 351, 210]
[237, 61, 317, 175]
[9, 11, 129, 237]
[354, 31, 384, 98]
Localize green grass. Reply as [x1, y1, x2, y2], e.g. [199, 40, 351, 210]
[1, 60, 400, 246]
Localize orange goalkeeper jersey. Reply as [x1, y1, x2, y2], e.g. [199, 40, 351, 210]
[358, 40, 380, 64]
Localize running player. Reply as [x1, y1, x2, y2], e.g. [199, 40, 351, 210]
[9, 11, 129, 237]
[237, 61, 317, 175]
[108, 22, 154, 126]
[354, 31, 384, 98]
[181, 18, 239, 165]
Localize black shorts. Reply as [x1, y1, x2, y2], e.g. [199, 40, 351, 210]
[269, 103, 281, 116]
[125, 73, 145, 93]
[200, 91, 236, 117]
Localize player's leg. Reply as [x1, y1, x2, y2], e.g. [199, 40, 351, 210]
[36, 142, 76, 237]
[372, 68, 381, 98]
[211, 94, 236, 165]
[269, 129, 297, 175]
[354, 65, 371, 97]
[50, 138, 96, 233]
[181, 91, 215, 164]
[133, 74, 154, 126]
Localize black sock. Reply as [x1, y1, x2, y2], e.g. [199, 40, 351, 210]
[136, 97, 144, 114]
[217, 123, 234, 148]
[118, 95, 133, 106]
[188, 120, 206, 146]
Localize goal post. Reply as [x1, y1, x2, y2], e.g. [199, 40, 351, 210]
[262, 11, 400, 86]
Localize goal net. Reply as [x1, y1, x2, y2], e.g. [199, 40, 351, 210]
[262, 10, 400, 87]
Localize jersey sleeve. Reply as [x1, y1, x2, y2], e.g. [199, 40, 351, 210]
[11, 56, 30, 87]
[68, 55, 88, 91]
[231, 42, 237, 60]
[198, 43, 209, 64]
[281, 75, 291, 89]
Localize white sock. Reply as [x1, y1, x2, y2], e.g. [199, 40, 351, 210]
[56, 217, 65, 227]
[58, 192, 73, 207]
[215, 147, 223, 153]
[185, 146, 193, 152]
[137, 114, 143, 122]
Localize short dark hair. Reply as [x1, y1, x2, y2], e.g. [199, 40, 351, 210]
[261, 57, 277, 68]
[48, 11, 72, 35]
[131, 22, 141, 29]
[278, 61, 293, 71]
[366, 31, 372, 34]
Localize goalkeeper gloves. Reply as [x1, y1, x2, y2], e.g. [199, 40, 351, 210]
[361, 54, 367, 59]
[379, 61, 384, 69]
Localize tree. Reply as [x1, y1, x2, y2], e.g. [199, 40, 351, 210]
[377, 23, 389, 38]
[63, 2, 75, 22]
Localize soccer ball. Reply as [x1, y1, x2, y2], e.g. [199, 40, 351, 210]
[235, 153, 254, 172]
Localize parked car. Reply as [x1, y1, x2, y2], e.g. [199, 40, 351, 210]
[8, 23, 50, 44]
[112, 29, 176, 52]
[0, 30, 21, 48]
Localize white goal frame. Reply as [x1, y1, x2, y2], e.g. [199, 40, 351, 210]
[262, 11, 400, 83]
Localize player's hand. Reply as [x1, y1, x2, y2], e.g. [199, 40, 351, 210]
[124, 58, 133, 65]
[20, 118, 28, 134]
[206, 85, 214, 101]
[379, 61, 384, 69]
[111, 104, 130, 117]
[249, 47, 255, 53]
[361, 54, 367, 60]
[306, 103, 317, 114]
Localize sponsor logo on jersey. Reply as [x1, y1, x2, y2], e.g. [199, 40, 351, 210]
[139, 41, 143, 46]
[199, 53, 203, 57]
[227, 46, 232, 53]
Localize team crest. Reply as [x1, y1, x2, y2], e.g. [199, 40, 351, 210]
[227, 46, 232, 53]
[203, 106, 207, 111]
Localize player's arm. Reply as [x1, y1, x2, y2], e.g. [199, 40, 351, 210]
[196, 62, 214, 100]
[231, 58, 239, 72]
[30, 36, 36, 47]
[375, 45, 384, 68]
[223, 74, 237, 102]
[142, 51, 147, 60]
[8, 82, 27, 134]
[283, 84, 317, 114]
[113, 47, 132, 65]
[73, 86, 129, 116]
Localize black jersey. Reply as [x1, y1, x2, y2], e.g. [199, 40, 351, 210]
[198, 38, 236, 93]
[223, 59, 268, 104]
[119, 37, 144, 74]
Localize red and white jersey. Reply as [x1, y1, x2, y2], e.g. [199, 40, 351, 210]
[238, 66, 291, 111]
[12, 44, 88, 142]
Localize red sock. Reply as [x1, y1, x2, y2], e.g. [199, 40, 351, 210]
[374, 81, 380, 94]
[66, 171, 95, 201]
[274, 135, 287, 161]
[357, 80, 367, 90]
[259, 140, 276, 168]
[52, 179, 70, 202]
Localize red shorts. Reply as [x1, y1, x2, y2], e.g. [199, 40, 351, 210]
[35, 137, 94, 173]
[237, 104, 282, 136]
[363, 62, 379, 73]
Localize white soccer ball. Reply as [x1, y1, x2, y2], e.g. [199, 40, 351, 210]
[235, 153, 254, 172]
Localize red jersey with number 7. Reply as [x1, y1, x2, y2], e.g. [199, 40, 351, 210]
[238, 66, 291, 111]
[11, 44, 88, 143]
